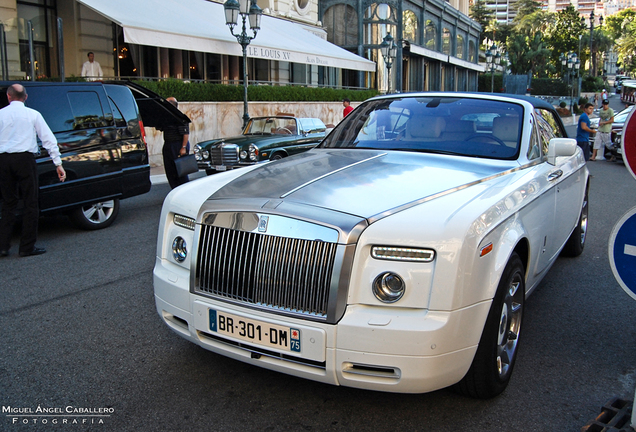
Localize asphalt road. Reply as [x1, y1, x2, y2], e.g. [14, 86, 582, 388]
[1, 112, 636, 431]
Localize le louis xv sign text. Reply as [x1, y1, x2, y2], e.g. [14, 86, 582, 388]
[247, 46, 330, 66]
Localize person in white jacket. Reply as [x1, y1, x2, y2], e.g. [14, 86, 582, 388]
[81, 52, 103, 81]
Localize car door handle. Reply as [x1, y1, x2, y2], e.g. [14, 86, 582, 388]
[548, 170, 563, 182]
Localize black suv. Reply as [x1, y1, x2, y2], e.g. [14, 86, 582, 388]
[0, 81, 189, 229]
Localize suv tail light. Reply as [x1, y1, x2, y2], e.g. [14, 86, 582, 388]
[139, 119, 147, 144]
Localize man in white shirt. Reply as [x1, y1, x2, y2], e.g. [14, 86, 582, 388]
[0, 83, 66, 257]
[81, 52, 103, 81]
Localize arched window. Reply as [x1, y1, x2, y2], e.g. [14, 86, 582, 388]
[456, 34, 464, 59]
[403, 10, 418, 44]
[364, 3, 397, 45]
[442, 27, 451, 55]
[324, 4, 358, 47]
[424, 20, 437, 50]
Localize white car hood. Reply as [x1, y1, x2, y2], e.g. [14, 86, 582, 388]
[208, 149, 518, 220]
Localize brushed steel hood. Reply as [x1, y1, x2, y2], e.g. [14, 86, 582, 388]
[209, 149, 516, 220]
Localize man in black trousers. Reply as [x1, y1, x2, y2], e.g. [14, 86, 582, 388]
[0, 83, 66, 257]
[160, 97, 190, 189]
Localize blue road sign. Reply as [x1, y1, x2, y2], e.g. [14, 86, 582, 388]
[609, 206, 636, 301]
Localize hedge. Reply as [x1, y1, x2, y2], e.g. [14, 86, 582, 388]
[132, 79, 379, 102]
[527, 78, 568, 96]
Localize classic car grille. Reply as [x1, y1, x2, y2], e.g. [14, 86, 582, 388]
[195, 225, 337, 318]
[209, 144, 239, 166]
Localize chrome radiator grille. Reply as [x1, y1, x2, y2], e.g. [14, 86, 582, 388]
[195, 224, 337, 318]
[209, 144, 239, 166]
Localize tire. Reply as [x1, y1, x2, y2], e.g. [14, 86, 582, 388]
[270, 153, 285, 161]
[562, 184, 588, 257]
[454, 252, 525, 399]
[69, 199, 120, 230]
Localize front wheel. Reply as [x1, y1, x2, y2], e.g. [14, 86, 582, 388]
[454, 252, 525, 399]
[69, 199, 120, 230]
[562, 184, 588, 257]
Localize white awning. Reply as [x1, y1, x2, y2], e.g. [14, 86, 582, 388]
[77, 0, 376, 72]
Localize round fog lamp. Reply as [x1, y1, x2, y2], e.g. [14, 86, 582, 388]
[372, 272, 405, 303]
[172, 237, 187, 262]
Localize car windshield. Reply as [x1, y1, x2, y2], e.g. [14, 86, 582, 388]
[246, 117, 298, 135]
[614, 105, 634, 123]
[321, 96, 524, 160]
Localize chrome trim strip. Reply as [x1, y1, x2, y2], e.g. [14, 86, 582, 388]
[280, 153, 387, 198]
[367, 159, 547, 224]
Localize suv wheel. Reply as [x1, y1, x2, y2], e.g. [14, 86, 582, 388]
[70, 199, 120, 230]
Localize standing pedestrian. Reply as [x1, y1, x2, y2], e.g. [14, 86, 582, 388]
[159, 97, 190, 189]
[601, 88, 608, 100]
[591, 99, 614, 161]
[342, 98, 353, 117]
[0, 84, 66, 258]
[81, 52, 103, 81]
[576, 103, 595, 162]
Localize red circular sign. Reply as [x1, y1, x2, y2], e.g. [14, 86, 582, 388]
[624, 107, 636, 181]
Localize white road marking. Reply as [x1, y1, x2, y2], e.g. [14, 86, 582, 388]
[625, 244, 636, 257]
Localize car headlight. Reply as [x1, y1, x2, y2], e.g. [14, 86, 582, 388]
[249, 144, 259, 161]
[371, 246, 435, 262]
[373, 272, 405, 303]
[172, 237, 188, 262]
[193, 144, 209, 161]
[240, 150, 248, 160]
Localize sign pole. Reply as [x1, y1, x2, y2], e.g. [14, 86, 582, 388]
[608, 108, 636, 428]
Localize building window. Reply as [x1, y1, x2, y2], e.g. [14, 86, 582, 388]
[425, 20, 437, 51]
[364, 3, 397, 46]
[324, 4, 358, 48]
[17, 1, 58, 79]
[456, 34, 464, 59]
[469, 40, 476, 63]
[442, 28, 451, 55]
[403, 10, 418, 44]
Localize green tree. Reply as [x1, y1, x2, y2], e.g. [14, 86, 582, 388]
[604, 8, 636, 41]
[616, 19, 636, 73]
[469, 0, 494, 42]
[516, 10, 555, 37]
[507, 33, 532, 74]
[513, 0, 542, 23]
[546, 6, 587, 76]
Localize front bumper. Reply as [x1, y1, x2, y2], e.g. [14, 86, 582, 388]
[197, 160, 256, 171]
[153, 257, 490, 393]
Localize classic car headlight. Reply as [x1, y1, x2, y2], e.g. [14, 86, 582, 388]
[193, 145, 209, 161]
[249, 144, 259, 161]
[373, 272, 405, 303]
[240, 150, 248, 160]
[371, 246, 435, 262]
[172, 237, 188, 262]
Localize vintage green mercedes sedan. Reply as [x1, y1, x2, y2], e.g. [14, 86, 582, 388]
[194, 116, 328, 175]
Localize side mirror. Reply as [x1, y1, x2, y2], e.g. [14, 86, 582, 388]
[547, 138, 577, 165]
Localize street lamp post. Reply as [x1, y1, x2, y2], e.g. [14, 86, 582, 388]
[486, 43, 501, 93]
[568, 54, 574, 112]
[380, 33, 397, 94]
[575, 58, 580, 105]
[589, 11, 594, 75]
[224, 0, 262, 128]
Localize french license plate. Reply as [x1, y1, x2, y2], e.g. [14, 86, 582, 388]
[214, 165, 227, 171]
[209, 309, 300, 352]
